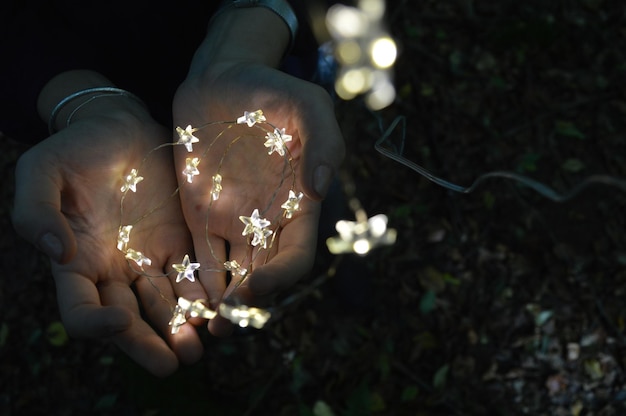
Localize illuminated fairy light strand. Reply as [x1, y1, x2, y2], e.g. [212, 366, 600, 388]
[115, 109, 304, 332]
[325, 0, 398, 110]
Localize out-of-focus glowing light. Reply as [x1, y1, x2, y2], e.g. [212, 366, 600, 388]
[341, 68, 372, 95]
[370, 37, 397, 68]
[353, 239, 371, 255]
[326, 5, 368, 38]
[326, 213, 396, 255]
[326, 0, 397, 110]
[336, 40, 362, 65]
[358, 0, 385, 20]
[366, 79, 396, 111]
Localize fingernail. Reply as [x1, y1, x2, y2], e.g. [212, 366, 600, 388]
[314, 165, 332, 198]
[39, 233, 63, 262]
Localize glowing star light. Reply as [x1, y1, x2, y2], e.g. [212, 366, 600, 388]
[172, 254, 200, 283]
[125, 248, 152, 267]
[176, 125, 200, 152]
[326, 213, 397, 255]
[121, 168, 143, 193]
[218, 303, 271, 329]
[281, 190, 303, 219]
[183, 157, 200, 183]
[239, 208, 273, 248]
[237, 109, 266, 127]
[168, 305, 187, 334]
[169, 297, 217, 334]
[264, 128, 292, 156]
[224, 260, 248, 277]
[117, 225, 133, 251]
[211, 174, 222, 201]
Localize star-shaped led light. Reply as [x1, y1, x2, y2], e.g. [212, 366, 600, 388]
[169, 304, 187, 334]
[120, 168, 143, 193]
[281, 190, 303, 219]
[183, 157, 200, 183]
[326, 213, 397, 255]
[175, 125, 200, 152]
[224, 260, 248, 277]
[178, 297, 217, 319]
[117, 225, 133, 251]
[237, 109, 266, 127]
[239, 208, 273, 248]
[125, 248, 152, 267]
[172, 254, 200, 283]
[264, 128, 292, 156]
[169, 297, 217, 334]
[211, 174, 223, 201]
[218, 303, 271, 329]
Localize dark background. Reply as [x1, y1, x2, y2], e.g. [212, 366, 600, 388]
[2, 1, 626, 414]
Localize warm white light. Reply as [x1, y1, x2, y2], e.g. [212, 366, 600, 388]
[366, 79, 396, 111]
[117, 225, 133, 251]
[264, 128, 292, 156]
[353, 239, 371, 255]
[119, 109, 299, 334]
[175, 125, 200, 152]
[121, 168, 143, 193]
[326, 5, 368, 38]
[358, 0, 385, 20]
[340, 68, 372, 95]
[183, 157, 200, 183]
[211, 174, 222, 201]
[336, 40, 362, 65]
[370, 37, 397, 68]
[326, 213, 397, 255]
[239, 208, 273, 248]
[125, 248, 152, 267]
[219, 304, 271, 329]
[172, 254, 200, 283]
[281, 190, 303, 219]
[237, 109, 266, 127]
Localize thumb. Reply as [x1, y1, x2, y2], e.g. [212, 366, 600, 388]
[297, 91, 345, 201]
[12, 151, 77, 263]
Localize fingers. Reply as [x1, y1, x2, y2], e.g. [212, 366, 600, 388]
[295, 87, 345, 201]
[133, 273, 204, 366]
[12, 150, 77, 263]
[237, 199, 320, 297]
[53, 268, 134, 337]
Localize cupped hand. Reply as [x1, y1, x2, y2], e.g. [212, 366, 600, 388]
[173, 62, 345, 335]
[12, 110, 207, 376]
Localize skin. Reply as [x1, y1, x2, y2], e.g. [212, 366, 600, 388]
[11, 7, 345, 376]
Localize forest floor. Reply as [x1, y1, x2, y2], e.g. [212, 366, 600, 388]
[2, 1, 626, 415]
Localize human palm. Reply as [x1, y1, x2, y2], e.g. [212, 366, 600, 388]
[172, 63, 339, 334]
[12, 113, 205, 376]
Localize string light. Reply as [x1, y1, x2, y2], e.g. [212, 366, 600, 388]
[175, 125, 200, 152]
[281, 190, 303, 219]
[116, 107, 397, 336]
[325, 0, 397, 110]
[327, 212, 396, 255]
[117, 109, 304, 333]
[183, 157, 200, 183]
[121, 168, 143, 192]
[210, 173, 222, 201]
[264, 128, 292, 156]
[239, 208, 274, 249]
[218, 303, 271, 329]
[172, 254, 201, 283]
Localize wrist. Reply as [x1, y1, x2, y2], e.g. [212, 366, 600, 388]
[38, 70, 150, 133]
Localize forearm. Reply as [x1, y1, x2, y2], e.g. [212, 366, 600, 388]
[188, 7, 290, 77]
